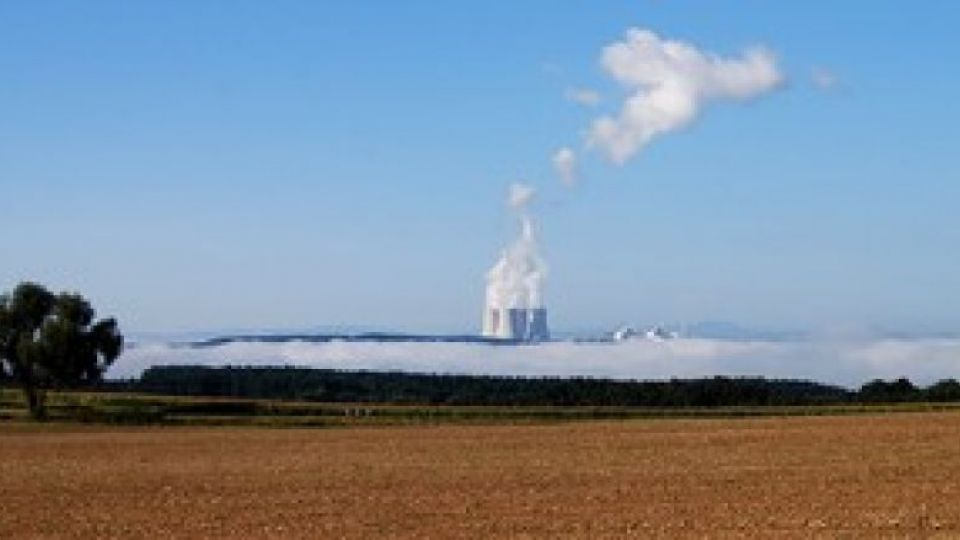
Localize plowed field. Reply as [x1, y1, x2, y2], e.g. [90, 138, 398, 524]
[3, 412, 960, 538]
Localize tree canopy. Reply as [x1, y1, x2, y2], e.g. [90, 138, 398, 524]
[133, 366, 960, 407]
[0, 282, 123, 419]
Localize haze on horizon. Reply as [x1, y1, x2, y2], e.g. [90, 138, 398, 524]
[2, 1, 958, 337]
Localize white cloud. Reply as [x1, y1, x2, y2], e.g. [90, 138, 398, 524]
[552, 147, 578, 187]
[588, 28, 783, 164]
[115, 338, 960, 389]
[811, 66, 839, 90]
[507, 182, 536, 209]
[565, 87, 602, 107]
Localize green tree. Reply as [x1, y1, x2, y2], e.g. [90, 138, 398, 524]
[0, 282, 123, 419]
[858, 377, 920, 403]
[925, 379, 960, 402]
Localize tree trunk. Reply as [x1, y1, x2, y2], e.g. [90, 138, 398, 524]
[23, 383, 46, 421]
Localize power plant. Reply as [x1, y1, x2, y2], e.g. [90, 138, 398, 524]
[482, 210, 549, 342]
[482, 307, 549, 342]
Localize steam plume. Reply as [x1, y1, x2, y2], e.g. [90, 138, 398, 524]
[565, 87, 601, 107]
[507, 182, 536, 209]
[811, 66, 839, 90]
[588, 28, 783, 164]
[552, 147, 578, 187]
[485, 184, 546, 312]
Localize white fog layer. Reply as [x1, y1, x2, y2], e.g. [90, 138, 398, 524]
[115, 338, 960, 389]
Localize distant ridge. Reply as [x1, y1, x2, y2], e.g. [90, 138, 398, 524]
[187, 333, 525, 348]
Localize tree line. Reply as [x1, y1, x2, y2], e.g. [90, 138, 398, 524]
[130, 365, 960, 407]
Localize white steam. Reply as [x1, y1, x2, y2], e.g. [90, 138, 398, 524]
[486, 184, 546, 311]
[811, 66, 839, 90]
[552, 147, 578, 187]
[507, 182, 536, 209]
[588, 28, 783, 164]
[565, 87, 601, 107]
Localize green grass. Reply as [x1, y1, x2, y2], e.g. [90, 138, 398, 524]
[3, 387, 960, 428]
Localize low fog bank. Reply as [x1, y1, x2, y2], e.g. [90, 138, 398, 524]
[112, 338, 960, 389]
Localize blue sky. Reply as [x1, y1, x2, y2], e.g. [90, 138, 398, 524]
[2, 1, 958, 334]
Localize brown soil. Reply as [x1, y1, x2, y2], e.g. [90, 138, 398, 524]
[2, 413, 960, 538]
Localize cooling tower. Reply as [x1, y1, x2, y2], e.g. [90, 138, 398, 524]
[483, 189, 548, 342]
[482, 307, 549, 342]
[527, 308, 549, 342]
